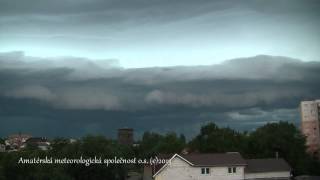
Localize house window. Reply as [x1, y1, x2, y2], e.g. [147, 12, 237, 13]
[201, 168, 210, 174]
[228, 167, 236, 173]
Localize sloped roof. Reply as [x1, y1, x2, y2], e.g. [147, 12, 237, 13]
[181, 152, 247, 166]
[245, 158, 291, 173]
[26, 137, 48, 143]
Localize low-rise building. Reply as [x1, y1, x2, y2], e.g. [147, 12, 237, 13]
[5, 133, 32, 150]
[0, 143, 5, 152]
[25, 137, 51, 150]
[144, 152, 291, 180]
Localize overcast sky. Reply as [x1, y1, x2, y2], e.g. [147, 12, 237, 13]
[0, 0, 320, 67]
[0, 0, 320, 138]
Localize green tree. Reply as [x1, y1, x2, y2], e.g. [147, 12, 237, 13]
[139, 132, 186, 157]
[189, 123, 247, 153]
[60, 135, 129, 180]
[50, 137, 70, 153]
[139, 132, 163, 157]
[157, 133, 186, 154]
[247, 121, 319, 175]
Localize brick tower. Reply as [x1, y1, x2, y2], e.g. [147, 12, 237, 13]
[118, 128, 134, 146]
[300, 100, 320, 156]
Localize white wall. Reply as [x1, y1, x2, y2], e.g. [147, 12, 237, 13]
[155, 156, 245, 180]
[245, 171, 290, 179]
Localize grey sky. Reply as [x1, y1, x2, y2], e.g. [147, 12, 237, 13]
[0, 0, 319, 138]
[1, 0, 320, 67]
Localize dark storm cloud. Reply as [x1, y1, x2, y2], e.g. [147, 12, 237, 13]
[0, 0, 231, 28]
[1, 0, 319, 30]
[1, 52, 318, 110]
[1, 0, 319, 17]
[0, 0, 234, 17]
[0, 52, 320, 137]
[1, 0, 320, 138]
[1, 52, 320, 111]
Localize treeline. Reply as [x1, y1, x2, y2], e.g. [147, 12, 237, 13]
[0, 122, 319, 180]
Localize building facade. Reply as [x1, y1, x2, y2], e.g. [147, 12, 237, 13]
[25, 137, 51, 150]
[300, 100, 320, 156]
[5, 133, 32, 150]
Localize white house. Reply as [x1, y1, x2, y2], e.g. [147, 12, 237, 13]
[145, 152, 291, 180]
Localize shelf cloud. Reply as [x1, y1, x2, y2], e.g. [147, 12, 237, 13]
[0, 52, 319, 137]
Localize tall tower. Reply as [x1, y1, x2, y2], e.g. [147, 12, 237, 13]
[118, 128, 134, 146]
[300, 100, 320, 156]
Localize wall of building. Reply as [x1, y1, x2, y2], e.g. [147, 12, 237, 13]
[244, 171, 290, 179]
[117, 128, 134, 145]
[155, 156, 245, 180]
[300, 100, 320, 154]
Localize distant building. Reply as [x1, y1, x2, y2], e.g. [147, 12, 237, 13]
[5, 133, 32, 150]
[25, 137, 51, 151]
[0, 143, 5, 152]
[300, 100, 320, 156]
[69, 138, 78, 144]
[118, 128, 134, 145]
[145, 152, 291, 180]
